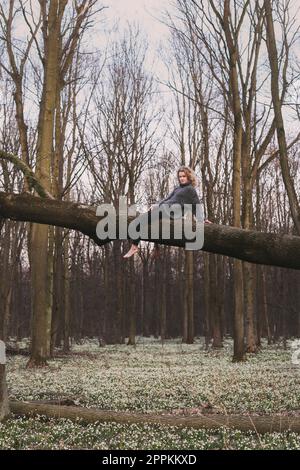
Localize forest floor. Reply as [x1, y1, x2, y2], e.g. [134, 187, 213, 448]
[1, 337, 300, 449]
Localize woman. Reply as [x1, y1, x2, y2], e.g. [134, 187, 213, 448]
[123, 166, 212, 258]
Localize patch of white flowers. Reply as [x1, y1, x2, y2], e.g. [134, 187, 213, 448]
[1, 417, 300, 450]
[2, 337, 300, 449]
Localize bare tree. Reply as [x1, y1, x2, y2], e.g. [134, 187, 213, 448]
[170, 0, 300, 359]
[264, 0, 300, 234]
[0, 0, 100, 365]
[82, 26, 161, 344]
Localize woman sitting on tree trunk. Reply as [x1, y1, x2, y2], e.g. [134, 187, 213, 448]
[123, 166, 212, 258]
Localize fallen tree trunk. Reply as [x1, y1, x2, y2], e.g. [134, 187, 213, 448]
[0, 365, 9, 421]
[10, 400, 300, 434]
[0, 192, 300, 269]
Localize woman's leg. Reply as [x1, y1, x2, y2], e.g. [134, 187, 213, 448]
[123, 243, 139, 258]
[123, 209, 154, 258]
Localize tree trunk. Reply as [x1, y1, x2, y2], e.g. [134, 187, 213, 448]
[51, 227, 63, 355]
[153, 254, 160, 338]
[102, 245, 110, 343]
[113, 241, 124, 343]
[127, 258, 136, 345]
[28, 223, 53, 367]
[264, 0, 300, 234]
[28, 1, 62, 367]
[203, 253, 211, 349]
[160, 248, 167, 341]
[233, 259, 245, 361]
[0, 364, 10, 422]
[10, 400, 300, 433]
[0, 221, 12, 341]
[210, 254, 222, 348]
[260, 266, 272, 344]
[63, 233, 71, 353]
[141, 261, 150, 336]
[216, 255, 225, 340]
[242, 176, 257, 353]
[244, 261, 257, 352]
[223, 0, 244, 361]
[183, 250, 194, 344]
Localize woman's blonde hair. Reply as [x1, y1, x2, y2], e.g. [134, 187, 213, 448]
[177, 166, 197, 187]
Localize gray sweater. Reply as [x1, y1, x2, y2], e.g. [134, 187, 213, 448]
[158, 182, 202, 220]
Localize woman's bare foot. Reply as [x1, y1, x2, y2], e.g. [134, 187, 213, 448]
[204, 219, 213, 224]
[123, 244, 139, 258]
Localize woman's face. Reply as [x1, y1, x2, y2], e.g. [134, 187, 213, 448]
[178, 171, 189, 185]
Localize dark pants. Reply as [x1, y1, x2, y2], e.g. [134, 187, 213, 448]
[131, 204, 184, 246]
[130, 206, 174, 246]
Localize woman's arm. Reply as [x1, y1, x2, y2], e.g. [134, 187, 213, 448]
[188, 187, 202, 221]
[189, 188, 212, 223]
[158, 188, 176, 206]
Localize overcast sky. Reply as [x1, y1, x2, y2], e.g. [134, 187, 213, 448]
[100, 0, 171, 46]
[102, 1, 168, 33]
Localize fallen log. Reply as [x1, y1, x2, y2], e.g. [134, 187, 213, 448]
[10, 400, 300, 434]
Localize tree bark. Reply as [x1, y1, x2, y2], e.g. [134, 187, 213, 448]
[203, 253, 211, 348]
[28, 223, 53, 367]
[244, 261, 257, 352]
[222, 0, 245, 361]
[0, 192, 300, 270]
[29, 0, 63, 367]
[9, 400, 300, 434]
[183, 250, 194, 343]
[160, 248, 167, 341]
[264, 0, 300, 234]
[63, 234, 71, 353]
[127, 258, 136, 346]
[210, 254, 222, 348]
[51, 227, 64, 355]
[0, 365, 10, 421]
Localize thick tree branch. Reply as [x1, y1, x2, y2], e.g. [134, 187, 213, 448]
[0, 150, 54, 199]
[0, 192, 299, 270]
